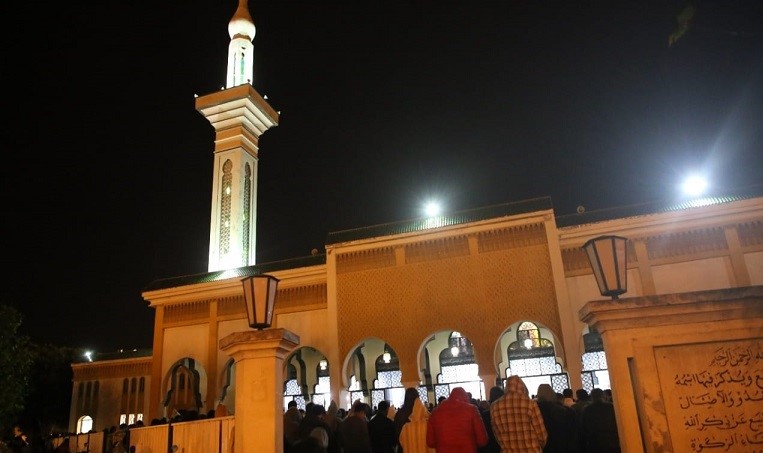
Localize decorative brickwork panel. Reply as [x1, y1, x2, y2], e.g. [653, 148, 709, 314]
[277, 284, 327, 312]
[562, 246, 590, 273]
[563, 239, 636, 274]
[738, 221, 763, 247]
[336, 239, 559, 382]
[218, 296, 245, 316]
[72, 359, 152, 380]
[337, 248, 396, 274]
[165, 300, 211, 323]
[405, 237, 469, 264]
[647, 227, 727, 260]
[477, 224, 546, 253]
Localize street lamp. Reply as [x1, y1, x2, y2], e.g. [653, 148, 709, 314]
[241, 274, 280, 329]
[583, 235, 628, 300]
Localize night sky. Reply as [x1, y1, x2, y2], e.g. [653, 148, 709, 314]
[3, 1, 762, 353]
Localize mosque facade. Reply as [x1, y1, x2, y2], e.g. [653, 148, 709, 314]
[68, 0, 763, 439]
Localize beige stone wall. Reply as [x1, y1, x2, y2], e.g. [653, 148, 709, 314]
[70, 358, 151, 432]
[561, 204, 763, 351]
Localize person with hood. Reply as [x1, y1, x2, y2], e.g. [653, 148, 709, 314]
[394, 387, 421, 453]
[426, 387, 489, 453]
[490, 376, 547, 453]
[398, 398, 435, 453]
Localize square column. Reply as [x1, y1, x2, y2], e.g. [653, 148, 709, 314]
[220, 328, 300, 453]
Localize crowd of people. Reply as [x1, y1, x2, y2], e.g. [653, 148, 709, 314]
[284, 379, 620, 453]
[2, 380, 618, 453]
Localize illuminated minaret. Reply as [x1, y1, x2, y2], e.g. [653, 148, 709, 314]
[196, 0, 279, 272]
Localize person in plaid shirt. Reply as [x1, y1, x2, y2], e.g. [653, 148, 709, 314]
[490, 376, 548, 453]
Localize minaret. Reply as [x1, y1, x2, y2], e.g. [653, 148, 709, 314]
[196, 0, 279, 272]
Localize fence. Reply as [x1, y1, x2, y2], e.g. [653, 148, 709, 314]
[50, 417, 234, 453]
[131, 417, 235, 453]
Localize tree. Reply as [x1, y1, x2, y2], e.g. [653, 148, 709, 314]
[0, 304, 33, 434]
[25, 343, 76, 435]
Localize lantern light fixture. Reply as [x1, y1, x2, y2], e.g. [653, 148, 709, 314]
[241, 274, 280, 330]
[319, 359, 328, 371]
[583, 235, 628, 300]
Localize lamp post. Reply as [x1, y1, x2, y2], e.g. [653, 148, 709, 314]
[219, 273, 299, 453]
[241, 274, 279, 329]
[583, 235, 628, 300]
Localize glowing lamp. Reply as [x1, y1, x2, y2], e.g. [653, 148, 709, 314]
[241, 274, 279, 329]
[583, 235, 628, 300]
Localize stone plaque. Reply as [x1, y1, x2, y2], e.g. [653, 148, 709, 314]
[654, 339, 763, 452]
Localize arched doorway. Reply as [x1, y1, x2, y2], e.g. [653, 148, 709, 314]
[283, 346, 330, 411]
[426, 330, 484, 402]
[163, 357, 204, 419]
[581, 328, 610, 391]
[345, 338, 404, 410]
[501, 321, 570, 395]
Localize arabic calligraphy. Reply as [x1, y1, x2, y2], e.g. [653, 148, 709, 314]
[690, 432, 763, 452]
[661, 341, 763, 452]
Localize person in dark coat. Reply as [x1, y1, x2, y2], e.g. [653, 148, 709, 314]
[580, 388, 621, 453]
[9, 425, 34, 453]
[570, 389, 590, 421]
[284, 400, 303, 452]
[337, 400, 372, 453]
[368, 400, 397, 453]
[298, 403, 332, 451]
[478, 386, 503, 453]
[536, 384, 580, 453]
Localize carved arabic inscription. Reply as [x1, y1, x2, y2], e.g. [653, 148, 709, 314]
[655, 340, 762, 452]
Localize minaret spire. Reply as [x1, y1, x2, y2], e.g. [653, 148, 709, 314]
[226, 0, 256, 88]
[196, 0, 279, 272]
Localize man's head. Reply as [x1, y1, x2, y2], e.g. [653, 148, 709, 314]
[377, 400, 390, 416]
[351, 400, 369, 418]
[576, 389, 590, 401]
[288, 400, 297, 409]
[590, 388, 606, 402]
[311, 404, 326, 417]
[563, 388, 574, 399]
[536, 384, 556, 403]
[489, 386, 504, 403]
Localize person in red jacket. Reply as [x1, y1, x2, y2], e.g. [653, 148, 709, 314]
[426, 387, 489, 453]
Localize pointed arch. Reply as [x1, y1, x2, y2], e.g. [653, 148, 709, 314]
[163, 357, 204, 418]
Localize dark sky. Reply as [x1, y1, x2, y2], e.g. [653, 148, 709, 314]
[3, 1, 762, 353]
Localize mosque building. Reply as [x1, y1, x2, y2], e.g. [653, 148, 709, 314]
[68, 0, 763, 448]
